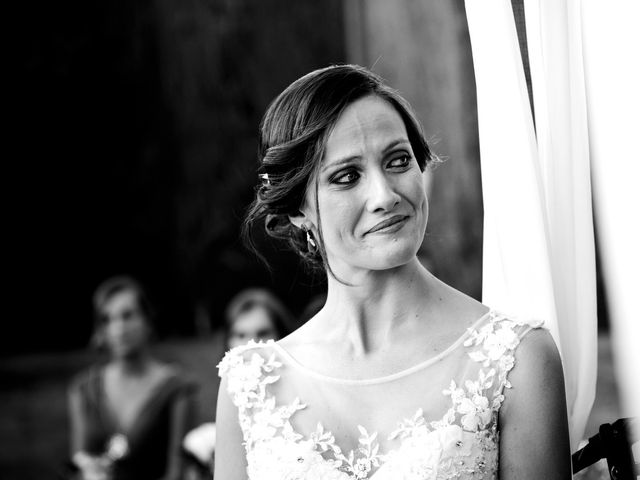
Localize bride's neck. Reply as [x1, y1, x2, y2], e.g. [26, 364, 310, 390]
[322, 258, 439, 354]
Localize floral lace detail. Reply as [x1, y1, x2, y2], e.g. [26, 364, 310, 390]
[463, 312, 543, 411]
[380, 417, 495, 479]
[218, 315, 540, 479]
[217, 340, 306, 451]
[218, 340, 383, 479]
[336, 426, 384, 479]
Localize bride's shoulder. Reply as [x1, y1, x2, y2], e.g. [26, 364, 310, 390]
[216, 340, 284, 411]
[477, 311, 561, 382]
[509, 321, 559, 368]
[462, 310, 550, 368]
[217, 340, 280, 378]
[497, 319, 565, 434]
[470, 309, 545, 333]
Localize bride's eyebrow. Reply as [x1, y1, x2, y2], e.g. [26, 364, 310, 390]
[383, 138, 411, 153]
[321, 138, 410, 173]
[321, 156, 363, 173]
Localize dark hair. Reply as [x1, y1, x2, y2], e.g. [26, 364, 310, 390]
[225, 288, 294, 343]
[243, 64, 436, 271]
[91, 275, 154, 348]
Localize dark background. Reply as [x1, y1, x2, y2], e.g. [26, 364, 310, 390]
[11, 0, 348, 355]
[2, 1, 619, 478]
[9, 0, 493, 356]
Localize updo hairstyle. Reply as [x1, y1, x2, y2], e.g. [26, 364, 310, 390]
[243, 64, 435, 271]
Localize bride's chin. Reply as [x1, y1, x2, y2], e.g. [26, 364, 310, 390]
[376, 236, 423, 266]
[374, 252, 418, 272]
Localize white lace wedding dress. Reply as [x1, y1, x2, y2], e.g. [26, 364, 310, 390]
[218, 310, 542, 480]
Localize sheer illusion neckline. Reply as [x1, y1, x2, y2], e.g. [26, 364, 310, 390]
[272, 309, 493, 385]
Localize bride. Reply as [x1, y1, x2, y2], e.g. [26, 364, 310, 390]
[215, 64, 570, 479]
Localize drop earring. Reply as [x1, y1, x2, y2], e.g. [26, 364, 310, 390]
[302, 225, 318, 254]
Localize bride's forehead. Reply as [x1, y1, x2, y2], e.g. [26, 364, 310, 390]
[332, 96, 405, 135]
[323, 97, 408, 159]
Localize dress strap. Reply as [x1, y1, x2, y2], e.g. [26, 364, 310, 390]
[217, 340, 282, 410]
[463, 311, 544, 411]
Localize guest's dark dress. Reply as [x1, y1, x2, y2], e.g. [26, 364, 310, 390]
[69, 366, 196, 480]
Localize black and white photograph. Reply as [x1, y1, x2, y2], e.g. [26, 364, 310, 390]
[3, 1, 639, 479]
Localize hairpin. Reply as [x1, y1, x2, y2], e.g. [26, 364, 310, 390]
[259, 173, 270, 186]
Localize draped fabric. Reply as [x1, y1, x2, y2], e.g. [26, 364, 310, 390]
[464, 0, 597, 449]
[580, 0, 640, 443]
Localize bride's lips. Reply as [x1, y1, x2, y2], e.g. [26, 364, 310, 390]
[365, 215, 410, 235]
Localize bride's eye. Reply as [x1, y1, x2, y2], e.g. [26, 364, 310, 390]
[331, 168, 360, 185]
[387, 154, 411, 169]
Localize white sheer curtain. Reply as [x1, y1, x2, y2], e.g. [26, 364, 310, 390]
[464, 0, 597, 450]
[581, 0, 640, 444]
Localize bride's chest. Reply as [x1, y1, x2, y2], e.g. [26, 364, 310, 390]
[220, 313, 530, 479]
[245, 400, 499, 480]
[273, 381, 452, 452]
[241, 370, 500, 479]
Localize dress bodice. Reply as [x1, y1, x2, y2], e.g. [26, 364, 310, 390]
[218, 310, 542, 480]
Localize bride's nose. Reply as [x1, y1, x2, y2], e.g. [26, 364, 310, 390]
[365, 170, 401, 213]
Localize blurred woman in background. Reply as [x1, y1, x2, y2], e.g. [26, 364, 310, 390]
[225, 288, 294, 349]
[68, 276, 196, 480]
[181, 288, 294, 478]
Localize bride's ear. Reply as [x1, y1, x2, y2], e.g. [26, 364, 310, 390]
[288, 211, 308, 230]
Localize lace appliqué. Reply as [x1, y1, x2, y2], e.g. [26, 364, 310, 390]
[375, 314, 539, 479]
[218, 315, 538, 479]
[219, 341, 353, 479]
[463, 312, 543, 412]
[380, 406, 493, 480]
[381, 363, 499, 478]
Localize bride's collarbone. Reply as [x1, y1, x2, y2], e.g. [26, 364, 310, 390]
[278, 337, 440, 380]
[277, 309, 486, 379]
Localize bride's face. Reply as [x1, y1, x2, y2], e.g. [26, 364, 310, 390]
[299, 95, 428, 275]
